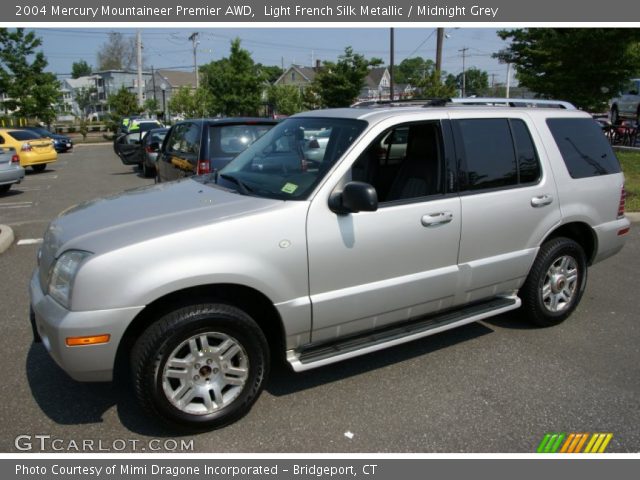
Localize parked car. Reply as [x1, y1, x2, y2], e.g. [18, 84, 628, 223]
[113, 120, 164, 167]
[0, 146, 25, 194]
[30, 99, 629, 430]
[141, 128, 169, 178]
[156, 118, 277, 182]
[0, 128, 57, 172]
[609, 78, 640, 125]
[18, 126, 73, 153]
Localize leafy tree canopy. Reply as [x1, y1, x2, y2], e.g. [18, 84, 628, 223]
[97, 32, 137, 71]
[456, 67, 489, 96]
[313, 47, 383, 108]
[394, 57, 436, 85]
[106, 86, 141, 132]
[71, 60, 92, 78]
[495, 28, 640, 110]
[0, 28, 60, 124]
[267, 84, 304, 116]
[168, 86, 214, 118]
[200, 39, 264, 116]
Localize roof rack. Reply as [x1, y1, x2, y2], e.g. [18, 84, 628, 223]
[351, 97, 576, 110]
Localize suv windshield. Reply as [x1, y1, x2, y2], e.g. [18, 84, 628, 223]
[215, 117, 367, 200]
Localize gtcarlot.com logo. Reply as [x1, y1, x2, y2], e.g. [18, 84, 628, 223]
[537, 433, 613, 453]
[14, 435, 194, 452]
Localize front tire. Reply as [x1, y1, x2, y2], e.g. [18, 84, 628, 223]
[131, 303, 269, 430]
[520, 237, 587, 327]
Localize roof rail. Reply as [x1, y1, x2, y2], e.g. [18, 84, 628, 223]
[449, 97, 576, 109]
[351, 97, 576, 110]
[351, 98, 447, 108]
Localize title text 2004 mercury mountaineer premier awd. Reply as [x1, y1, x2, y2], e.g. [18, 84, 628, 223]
[30, 99, 630, 429]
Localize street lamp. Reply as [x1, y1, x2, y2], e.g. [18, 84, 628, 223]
[160, 82, 167, 121]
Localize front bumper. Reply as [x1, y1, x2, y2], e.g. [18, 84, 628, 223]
[29, 269, 144, 382]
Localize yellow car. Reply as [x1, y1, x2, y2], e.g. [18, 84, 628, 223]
[0, 128, 57, 171]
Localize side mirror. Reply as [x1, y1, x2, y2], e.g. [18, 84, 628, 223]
[329, 181, 378, 214]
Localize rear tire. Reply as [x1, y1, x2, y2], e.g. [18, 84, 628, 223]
[32, 164, 46, 173]
[0, 184, 11, 194]
[520, 237, 587, 327]
[131, 303, 269, 430]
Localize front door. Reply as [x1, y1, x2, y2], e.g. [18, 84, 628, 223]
[306, 121, 462, 344]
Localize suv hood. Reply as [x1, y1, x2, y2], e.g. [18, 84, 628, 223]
[40, 178, 280, 261]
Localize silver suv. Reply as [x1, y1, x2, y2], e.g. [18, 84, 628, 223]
[29, 99, 630, 429]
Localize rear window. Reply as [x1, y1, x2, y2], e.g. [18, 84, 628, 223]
[8, 130, 41, 141]
[546, 118, 621, 179]
[211, 124, 274, 156]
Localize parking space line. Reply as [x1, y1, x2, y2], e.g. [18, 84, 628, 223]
[16, 185, 50, 192]
[28, 174, 58, 181]
[0, 201, 33, 208]
[17, 238, 43, 246]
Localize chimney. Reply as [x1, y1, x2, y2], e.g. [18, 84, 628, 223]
[315, 59, 321, 70]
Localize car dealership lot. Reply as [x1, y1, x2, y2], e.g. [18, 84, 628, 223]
[0, 144, 639, 452]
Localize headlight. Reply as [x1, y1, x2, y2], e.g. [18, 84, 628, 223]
[48, 250, 91, 309]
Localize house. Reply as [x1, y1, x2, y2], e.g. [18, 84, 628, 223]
[147, 69, 199, 116]
[358, 67, 391, 101]
[273, 62, 322, 92]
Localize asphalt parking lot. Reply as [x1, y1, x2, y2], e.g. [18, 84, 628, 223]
[0, 144, 639, 453]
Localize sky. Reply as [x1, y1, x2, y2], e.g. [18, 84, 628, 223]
[33, 27, 513, 84]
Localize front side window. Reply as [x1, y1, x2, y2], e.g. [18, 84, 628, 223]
[349, 122, 444, 204]
[216, 117, 367, 200]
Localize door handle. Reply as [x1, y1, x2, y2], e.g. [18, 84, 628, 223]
[531, 194, 553, 208]
[421, 211, 453, 226]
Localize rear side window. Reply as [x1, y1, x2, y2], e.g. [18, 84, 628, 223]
[8, 130, 40, 141]
[546, 118, 621, 179]
[454, 118, 541, 192]
[456, 119, 517, 191]
[167, 123, 201, 157]
[210, 124, 274, 157]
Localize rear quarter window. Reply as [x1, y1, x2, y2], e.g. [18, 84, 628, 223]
[8, 130, 40, 141]
[546, 118, 621, 179]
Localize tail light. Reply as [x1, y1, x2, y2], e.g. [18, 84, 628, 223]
[618, 186, 626, 218]
[11, 154, 19, 164]
[21, 143, 32, 152]
[197, 159, 211, 175]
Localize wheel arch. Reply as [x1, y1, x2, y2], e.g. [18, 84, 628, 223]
[114, 283, 286, 380]
[541, 221, 598, 265]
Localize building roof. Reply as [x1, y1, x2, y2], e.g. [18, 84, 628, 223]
[274, 65, 322, 85]
[364, 67, 389, 89]
[157, 69, 198, 88]
[64, 76, 97, 89]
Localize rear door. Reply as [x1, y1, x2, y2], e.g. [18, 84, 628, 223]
[450, 114, 561, 305]
[114, 131, 144, 165]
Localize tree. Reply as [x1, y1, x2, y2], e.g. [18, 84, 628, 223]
[200, 39, 264, 116]
[456, 67, 489, 96]
[313, 47, 383, 108]
[267, 85, 304, 116]
[97, 32, 137, 71]
[257, 64, 283, 84]
[495, 28, 640, 111]
[74, 86, 96, 118]
[71, 60, 92, 78]
[0, 28, 60, 124]
[143, 98, 159, 117]
[106, 86, 141, 132]
[415, 71, 458, 98]
[168, 86, 214, 118]
[394, 57, 435, 85]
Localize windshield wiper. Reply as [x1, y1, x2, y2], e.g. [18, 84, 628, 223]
[219, 173, 253, 196]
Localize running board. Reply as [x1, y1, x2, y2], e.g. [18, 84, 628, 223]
[287, 296, 521, 372]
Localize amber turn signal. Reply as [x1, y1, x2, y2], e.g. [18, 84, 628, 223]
[65, 334, 110, 346]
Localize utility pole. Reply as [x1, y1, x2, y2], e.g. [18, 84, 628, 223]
[435, 28, 444, 77]
[136, 30, 143, 107]
[490, 73, 497, 88]
[189, 32, 200, 89]
[390, 28, 395, 101]
[151, 65, 157, 103]
[459, 47, 468, 97]
[506, 63, 511, 99]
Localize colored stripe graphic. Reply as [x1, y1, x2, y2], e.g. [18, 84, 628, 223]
[538, 433, 613, 453]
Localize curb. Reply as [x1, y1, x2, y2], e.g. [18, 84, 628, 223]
[0, 224, 15, 254]
[626, 212, 640, 223]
